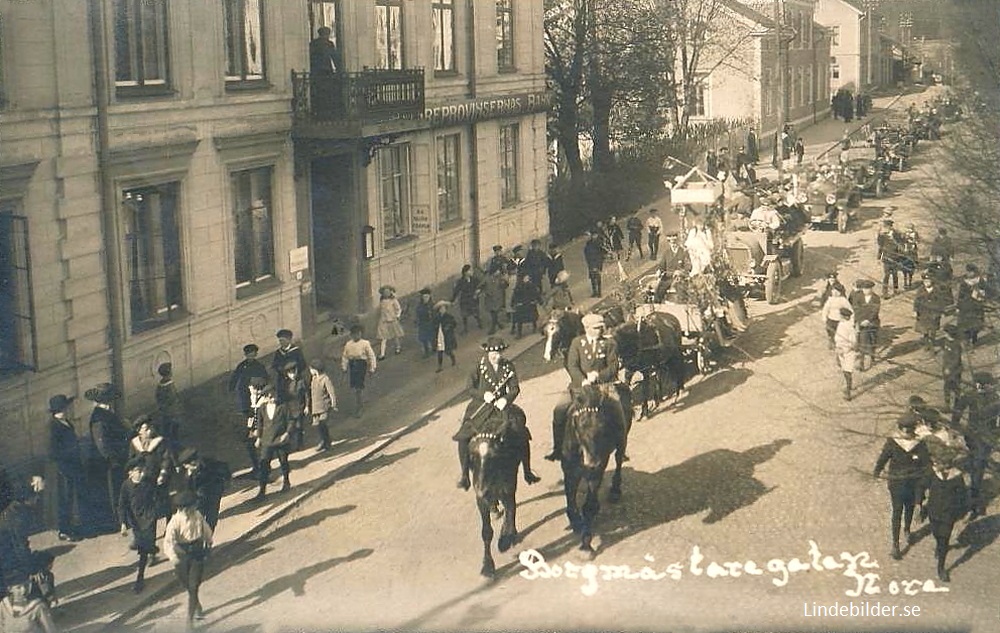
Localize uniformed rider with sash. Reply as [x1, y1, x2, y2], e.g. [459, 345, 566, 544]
[455, 336, 541, 490]
[546, 312, 626, 461]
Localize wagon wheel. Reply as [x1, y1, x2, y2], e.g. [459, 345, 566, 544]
[790, 240, 804, 277]
[764, 261, 782, 304]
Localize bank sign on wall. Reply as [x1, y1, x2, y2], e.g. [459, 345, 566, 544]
[423, 91, 551, 127]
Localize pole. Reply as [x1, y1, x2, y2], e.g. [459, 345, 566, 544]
[774, 0, 785, 182]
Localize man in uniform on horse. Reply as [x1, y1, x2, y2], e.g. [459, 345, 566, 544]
[545, 313, 626, 461]
[454, 337, 541, 490]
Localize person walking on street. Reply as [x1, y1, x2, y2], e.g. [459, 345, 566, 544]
[950, 371, 1000, 520]
[873, 411, 930, 560]
[431, 301, 458, 373]
[272, 329, 308, 403]
[546, 270, 574, 315]
[307, 359, 338, 452]
[48, 394, 85, 541]
[794, 137, 805, 165]
[705, 149, 718, 178]
[877, 219, 903, 298]
[834, 307, 857, 401]
[900, 224, 920, 289]
[523, 239, 551, 293]
[118, 458, 160, 593]
[0, 575, 56, 633]
[278, 361, 309, 451]
[375, 285, 404, 360]
[920, 444, 969, 582]
[228, 344, 268, 477]
[583, 231, 605, 298]
[481, 268, 509, 335]
[956, 264, 987, 347]
[510, 274, 541, 339]
[645, 208, 663, 261]
[850, 279, 881, 371]
[251, 383, 293, 501]
[155, 363, 182, 450]
[913, 272, 951, 351]
[941, 324, 963, 411]
[625, 215, 644, 260]
[820, 283, 851, 350]
[485, 245, 509, 276]
[746, 126, 759, 163]
[163, 491, 213, 628]
[606, 217, 625, 262]
[128, 415, 172, 530]
[414, 288, 436, 358]
[172, 449, 230, 532]
[452, 264, 483, 334]
[340, 325, 377, 416]
[86, 382, 129, 530]
[546, 244, 565, 287]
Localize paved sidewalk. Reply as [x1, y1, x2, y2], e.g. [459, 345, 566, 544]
[35, 196, 679, 632]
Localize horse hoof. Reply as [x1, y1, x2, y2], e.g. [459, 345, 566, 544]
[498, 533, 517, 552]
[480, 564, 496, 578]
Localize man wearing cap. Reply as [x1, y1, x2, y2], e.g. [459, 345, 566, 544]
[583, 231, 605, 298]
[272, 329, 308, 393]
[625, 215, 644, 261]
[877, 220, 903, 298]
[228, 344, 269, 421]
[658, 232, 692, 284]
[951, 371, 1000, 519]
[921, 443, 969, 582]
[452, 264, 484, 333]
[645, 208, 663, 261]
[250, 382, 293, 501]
[278, 359, 309, 451]
[941, 324, 963, 411]
[849, 280, 881, 371]
[155, 362, 182, 449]
[415, 288, 436, 357]
[956, 264, 987, 346]
[546, 243, 566, 287]
[486, 245, 510, 276]
[523, 239, 551, 293]
[454, 337, 540, 490]
[913, 271, 951, 351]
[172, 448, 230, 531]
[546, 313, 624, 461]
[48, 394, 84, 541]
[481, 267, 510, 336]
[873, 410, 930, 560]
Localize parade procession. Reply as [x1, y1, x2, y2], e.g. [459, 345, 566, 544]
[1, 1, 1000, 632]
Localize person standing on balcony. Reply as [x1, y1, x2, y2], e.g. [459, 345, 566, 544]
[309, 26, 343, 119]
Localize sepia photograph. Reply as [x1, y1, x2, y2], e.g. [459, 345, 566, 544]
[0, 0, 998, 631]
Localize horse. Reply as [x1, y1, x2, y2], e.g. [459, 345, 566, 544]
[467, 405, 525, 577]
[560, 384, 632, 555]
[542, 309, 583, 363]
[613, 311, 685, 418]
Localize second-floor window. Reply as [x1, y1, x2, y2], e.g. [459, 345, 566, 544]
[688, 80, 706, 117]
[437, 134, 461, 225]
[376, 0, 403, 70]
[123, 184, 184, 333]
[432, 0, 455, 73]
[232, 167, 275, 293]
[223, 0, 266, 83]
[379, 144, 412, 241]
[113, 0, 170, 92]
[496, 0, 514, 71]
[499, 123, 519, 207]
[830, 25, 840, 47]
[0, 208, 36, 373]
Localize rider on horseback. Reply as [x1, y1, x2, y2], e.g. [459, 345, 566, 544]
[546, 313, 627, 461]
[455, 336, 541, 490]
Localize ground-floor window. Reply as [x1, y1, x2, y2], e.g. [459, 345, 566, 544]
[499, 123, 519, 207]
[378, 144, 412, 242]
[437, 133, 461, 225]
[0, 207, 36, 372]
[232, 166, 276, 292]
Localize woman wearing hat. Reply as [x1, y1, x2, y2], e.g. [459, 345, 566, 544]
[453, 337, 539, 490]
[873, 413, 930, 560]
[913, 271, 951, 351]
[86, 382, 129, 528]
[833, 307, 857, 400]
[431, 301, 458, 372]
[128, 415, 173, 524]
[414, 288, 436, 357]
[340, 325, 378, 417]
[118, 457, 161, 593]
[155, 362, 182, 450]
[163, 490, 213, 625]
[820, 282, 851, 350]
[510, 274, 541, 338]
[376, 285, 404, 360]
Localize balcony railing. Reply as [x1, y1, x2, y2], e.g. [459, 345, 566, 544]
[291, 69, 425, 128]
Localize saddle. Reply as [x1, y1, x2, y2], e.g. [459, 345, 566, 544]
[454, 401, 527, 443]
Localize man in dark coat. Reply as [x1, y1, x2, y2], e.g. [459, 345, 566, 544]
[625, 215, 644, 261]
[877, 219, 903, 298]
[453, 337, 539, 490]
[308, 26, 343, 118]
[251, 383, 292, 502]
[956, 265, 987, 346]
[48, 394, 84, 541]
[452, 264, 483, 333]
[155, 363, 182, 449]
[873, 412, 930, 560]
[658, 232, 692, 294]
[485, 245, 510, 276]
[546, 244, 565, 287]
[950, 371, 1000, 519]
[921, 445, 969, 582]
[849, 280, 881, 371]
[941, 325, 963, 411]
[912, 272, 951, 351]
[746, 126, 759, 163]
[272, 329, 308, 397]
[173, 448, 231, 531]
[522, 239, 551, 293]
[228, 344, 268, 419]
[86, 382, 129, 528]
[0, 477, 44, 594]
[583, 231, 605, 298]
[546, 313, 625, 461]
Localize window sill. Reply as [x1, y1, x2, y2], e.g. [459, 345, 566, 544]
[115, 85, 177, 100]
[501, 200, 519, 209]
[438, 217, 463, 231]
[434, 70, 460, 78]
[225, 80, 273, 93]
[384, 234, 419, 249]
[130, 310, 190, 336]
[236, 276, 282, 300]
[498, 66, 518, 75]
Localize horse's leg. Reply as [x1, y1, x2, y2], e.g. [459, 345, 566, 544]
[610, 438, 625, 503]
[579, 476, 600, 554]
[478, 496, 496, 577]
[498, 489, 518, 552]
[563, 464, 582, 533]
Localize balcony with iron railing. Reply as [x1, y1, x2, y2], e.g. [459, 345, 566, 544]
[291, 68, 427, 138]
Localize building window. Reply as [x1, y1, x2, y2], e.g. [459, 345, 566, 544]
[378, 144, 412, 241]
[223, 0, 266, 83]
[0, 209, 36, 372]
[122, 183, 183, 333]
[830, 25, 839, 47]
[232, 167, 275, 293]
[496, 0, 514, 71]
[113, 0, 170, 93]
[437, 134, 461, 225]
[432, 0, 455, 73]
[309, 1, 339, 47]
[762, 69, 773, 115]
[688, 79, 707, 117]
[832, 64, 840, 80]
[376, 0, 404, 70]
[499, 123, 519, 207]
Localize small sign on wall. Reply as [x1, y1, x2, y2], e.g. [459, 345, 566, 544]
[289, 246, 309, 273]
[411, 205, 432, 234]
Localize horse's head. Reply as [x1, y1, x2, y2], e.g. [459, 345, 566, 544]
[469, 431, 506, 495]
[568, 385, 609, 469]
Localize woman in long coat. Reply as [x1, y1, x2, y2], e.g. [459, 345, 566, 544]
[510, 274, 541, 338]
[432, 301, 458, 372]
[913, 273, 951, 351]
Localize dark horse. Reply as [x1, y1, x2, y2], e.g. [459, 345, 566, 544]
[543, 309, 584, 363]
[467, 405, 526, 577]
[613, 311, 685, 419]
[561, 384, 633, 555]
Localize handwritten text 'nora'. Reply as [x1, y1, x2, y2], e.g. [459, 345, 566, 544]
[517, 540, 951, 597]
